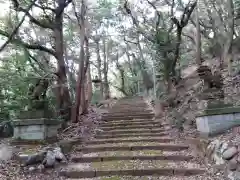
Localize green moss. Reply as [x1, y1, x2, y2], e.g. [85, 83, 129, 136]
[197, 106, 240, 117]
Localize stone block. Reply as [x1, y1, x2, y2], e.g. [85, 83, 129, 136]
[196, 107, 240, 137]
[12, 118, 61, 141]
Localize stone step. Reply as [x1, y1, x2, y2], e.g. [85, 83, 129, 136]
[103, 114, 154, 118]
[102, 115, 154, 120]
[85, 138, 173, 145]
[98, 129, 165, 135]
[101, 118, 155, 123]
[100, 125, 162, 130]
[100, 121, 161, 127]
[78, 144, 189, 153]
[71, 155, 194, 163]
[95, 132, 168, 139]
[59, 168, 205, 178]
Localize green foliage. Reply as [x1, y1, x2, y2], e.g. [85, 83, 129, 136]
[0, 46, 55, 119]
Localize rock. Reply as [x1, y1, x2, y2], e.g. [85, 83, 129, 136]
[53, 147, 66, 162]
[17, 154, 29, 165]
[228, 157, 238, 171]
[213, 153, 225, 165]
[28, 166, 36, 172]
[0, 144, 13, 161]
[95, 128, 104, 133]
[223, 147, 238, 160]
[228, 171, 240, 180]
[237, 154, 240, 163]
[25, 151, 46, 166]
[220, 142, 228, 154]
[58, 139, 77, 154]
[42, 150, 56, 168]
[37, 164, 45, 172]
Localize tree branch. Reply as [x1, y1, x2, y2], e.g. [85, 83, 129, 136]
[0, 29, 56, 57]
[0, 0, 37, 52]
[11, 0, 53, 29]
[123, 0, 154, 42]
[146, 0, 161, 30]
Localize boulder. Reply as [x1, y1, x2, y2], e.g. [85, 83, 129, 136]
[223, 147, 238, 160]
[58, 139, 78, 154]
[228, 157, 238, 171]
[0, 144, 13, 161]
[53, 147, 66, 162]
[24, 151, 46, 166]
[42, 150, 56, 168]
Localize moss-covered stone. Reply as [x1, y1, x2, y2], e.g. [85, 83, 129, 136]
[198, 106, 240, 117]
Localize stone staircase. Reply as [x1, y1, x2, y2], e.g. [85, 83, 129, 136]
[59, 96, 206, 179]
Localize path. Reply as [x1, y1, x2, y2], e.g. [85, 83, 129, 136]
[59, 96, 207, 179]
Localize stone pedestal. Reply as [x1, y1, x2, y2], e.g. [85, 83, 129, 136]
[12, 109, 61, 142]
[196, 107, 240, 137]
[12, 118, 61, 141]
[195, 87, 240, 137]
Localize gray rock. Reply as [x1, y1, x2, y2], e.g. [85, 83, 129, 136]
[28, 166, 36, 172]
[220, 142, 228, 154]
[228, 157, 238, 171]
[222, 147, 238, 160]
[228, 171, 240, 180]
[0, 144, 12, 161]
[25, 151, 46, 166]
[37, 164, 45, 172]
[53, 147, 66, 162]
[58, 139, 76, 154]
[42, 150, 55, 168]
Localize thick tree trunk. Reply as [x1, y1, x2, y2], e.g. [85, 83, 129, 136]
[96, 41, 103, 98]
[103, 39, 110, 99]
[71, 44, 85, 123]
[54, 4, 71, 121]
[195, 1, 202, 66]
[222, 0, 234, 75]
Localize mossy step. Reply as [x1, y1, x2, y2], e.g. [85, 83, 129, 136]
[59, 168, 205, 178]
[95, 132, 168, 139]
[103, 113, 154, 117]
[85, 138, 173, 145]
[101, 118, 155, 123]
[84, 141, 173, 147]
[108, 110, 151, 112]
[98, 129, 165, 135]
[71, 155, 194, 163]
[102, 116, 154, 121]
[100, 121, 161, 127]
[78, 144, 189, 153]
[100, 125, 162, 131]
[103, 113, 153, 116]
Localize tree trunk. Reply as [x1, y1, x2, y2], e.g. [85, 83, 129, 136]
[222, 0, 234, 75]
[195, 1, 202, 66]
[71, 42, 85, 123]
[96, 40, 103, 98]
[54, 3, 71, 121]
[81, 37, 91, 114]
[103, 39, 110, 99]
